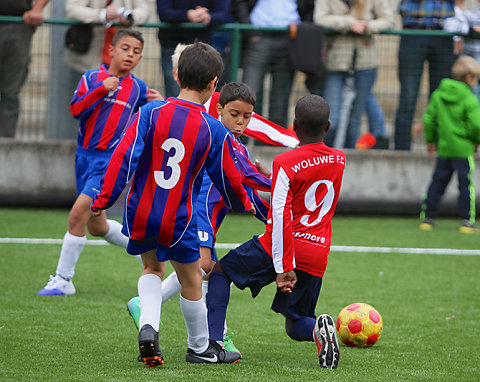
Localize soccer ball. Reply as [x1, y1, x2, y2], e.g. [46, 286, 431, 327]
[336, 303, 383, 347]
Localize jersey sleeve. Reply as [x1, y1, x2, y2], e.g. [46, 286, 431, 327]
[232, 143, 272, 192]
[91, 106, 150, 211]
[244, 112, 299, 148]
[270, 160, 295, 274]
[70, 73, 109, 120]
[204, 122, 252, 213]
[249, 187, 270, 225]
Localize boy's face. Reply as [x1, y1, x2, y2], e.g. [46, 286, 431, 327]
[466, 74, 479, 90]
[216, 100, 254, 138]
[109, 36, 143, 75]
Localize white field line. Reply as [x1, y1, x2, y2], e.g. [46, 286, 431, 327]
[0, 238, 479, 256]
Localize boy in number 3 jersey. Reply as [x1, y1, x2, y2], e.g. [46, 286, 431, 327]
[91, 42, 252, 366]
[206, 94, 345, 369]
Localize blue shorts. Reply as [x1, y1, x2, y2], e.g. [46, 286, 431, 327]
[75, 148, 112, 199]
[220, 236, 323, 321]
[198, 230, 218, 261]
[127, 237, 200, 264]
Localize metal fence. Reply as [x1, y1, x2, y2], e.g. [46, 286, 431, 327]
[0, 16, 460, 151]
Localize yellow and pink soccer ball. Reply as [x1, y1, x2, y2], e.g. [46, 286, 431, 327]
[336, 303, 383, 347]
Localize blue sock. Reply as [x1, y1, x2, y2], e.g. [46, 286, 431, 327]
[288, 317, 316, 342]
[206, 270, 231, 341]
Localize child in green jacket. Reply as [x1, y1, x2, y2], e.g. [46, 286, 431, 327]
[420, 55, 480, 233]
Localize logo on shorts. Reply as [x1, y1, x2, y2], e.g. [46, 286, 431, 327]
[198, 231, 209, 242]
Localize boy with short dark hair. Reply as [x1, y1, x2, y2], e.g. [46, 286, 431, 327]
[420, 55, 480, 233]
[206, 94, 345, 369]
[38, 29, 162, 296]
[91, 42, 252, 366]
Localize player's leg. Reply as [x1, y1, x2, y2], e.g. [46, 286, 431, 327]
[272, 269, 339, 369]
[137, 250, 165, 367]
[207, 237, 275, 347]
[420, 158, 453, 229]
[172, 257, 240, 364]
[87, 212, 129, 248]
[455, 157, 479, 233]
[37, 193, 93, 296]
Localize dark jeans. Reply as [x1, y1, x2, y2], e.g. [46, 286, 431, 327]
[0, 23, 35, 137]
[241, 33, 294, 127]
[422, 157, 475, 221]
[394, 35, 455, 150]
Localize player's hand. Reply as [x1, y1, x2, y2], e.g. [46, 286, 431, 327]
[103, 76, 119, 92]
[23, 9, 44, 26]
[106, 4, 119, 21]
[147, 88, 164, 102]
[276, 271, 297, 294]
[249, 204, 256, 216]
[255, 160, 271, 177]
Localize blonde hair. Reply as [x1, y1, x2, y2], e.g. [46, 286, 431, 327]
[171, 43, 192, 72]
[452, 55, 480, 81]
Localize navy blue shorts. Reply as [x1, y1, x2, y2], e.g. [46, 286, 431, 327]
[127, 237, 200, 264]
[219, 236, 323, 321]
[75, 148, 112, 199]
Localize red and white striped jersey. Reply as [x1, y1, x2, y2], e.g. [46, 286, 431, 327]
[258, 142, 346, 277]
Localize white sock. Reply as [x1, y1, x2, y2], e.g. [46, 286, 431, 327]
[138, 273, 162, 332]
[55, 232, 87, 280]
[104, 219, 128, 248]
[180, 295, 209, 354]
[201, 280, 209, 303]
[223, 320, 228, 339]
[161, 271, 182, 303]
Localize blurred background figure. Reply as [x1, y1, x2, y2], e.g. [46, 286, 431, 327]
[157, 1, 231, 98]
[314, 0, 394, 149]
[231, 0, 315, 128]
[394, 0, 456, 151]
[0, 0, 50, 138]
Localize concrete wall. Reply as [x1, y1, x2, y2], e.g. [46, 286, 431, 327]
[1, 140, 479, 215]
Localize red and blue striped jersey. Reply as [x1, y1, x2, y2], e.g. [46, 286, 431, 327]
[70, 65, 147, 151]
[91, 97, 252, 248]
[197, 136, 271, 240]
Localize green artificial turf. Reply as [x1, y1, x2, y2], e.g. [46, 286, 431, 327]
[0, 208, 479, 381]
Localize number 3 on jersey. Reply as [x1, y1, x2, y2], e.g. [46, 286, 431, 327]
[154, 138, 185, 189]
[300, 180, 334, 227]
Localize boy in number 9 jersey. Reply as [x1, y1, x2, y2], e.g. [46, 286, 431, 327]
[206, 94, 346, 369]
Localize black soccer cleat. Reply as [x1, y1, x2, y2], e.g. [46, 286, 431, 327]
[186, 339, 241, 364]
[138, 324, 164, 367]
[314, 314, 340, 369]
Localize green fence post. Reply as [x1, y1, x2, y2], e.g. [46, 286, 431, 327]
[229, 25, 242, 82]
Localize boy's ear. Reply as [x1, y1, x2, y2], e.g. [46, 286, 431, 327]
[325, 120, 331, 133]
[216, 103, 223, 116]
[108, 44, 114, 58]
[208, 76, 219, 92]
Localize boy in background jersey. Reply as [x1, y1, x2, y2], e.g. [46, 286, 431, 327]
[91, 42, 253, 366]
[37, 30, 162, 296]
[206, 94, 345, 369]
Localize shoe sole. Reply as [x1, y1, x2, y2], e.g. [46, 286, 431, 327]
[419, 223, 433, 231]
[139, 340, 164, 367]
[314, 314, 340, 369]
[459, 226, 480, 234]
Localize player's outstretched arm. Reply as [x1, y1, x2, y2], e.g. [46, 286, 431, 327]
[70, 75, 110, 120]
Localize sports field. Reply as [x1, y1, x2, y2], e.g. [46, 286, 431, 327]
[1, 208, 479, 381]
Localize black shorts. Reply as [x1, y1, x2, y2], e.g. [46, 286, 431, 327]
[220, 236, 323, 321]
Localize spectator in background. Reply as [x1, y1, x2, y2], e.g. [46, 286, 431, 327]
[0, 0, 50, 138]
[231, 0, 315, 128]
[394, 0, 456, 151]
[444, 0, 480, 99]
[156, 1, 232, 98]
[314, 0, 394, 149]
